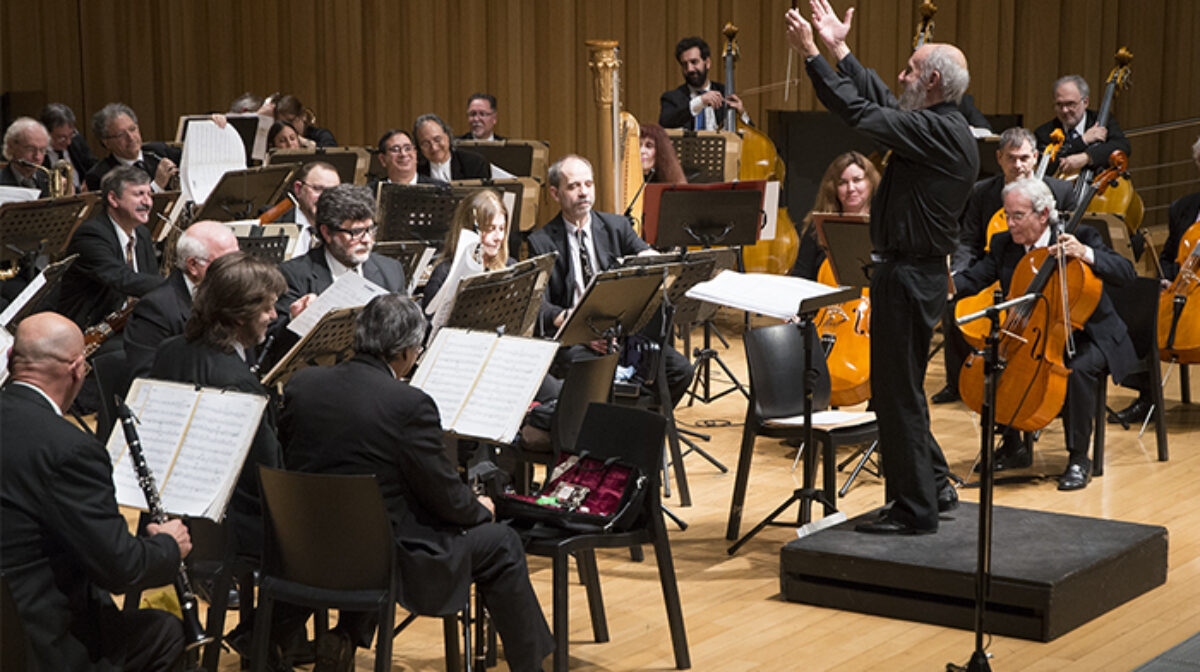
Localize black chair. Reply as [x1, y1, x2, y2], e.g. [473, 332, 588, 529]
[726, 323, 878, 545]
[522, 403, 690, 672]
[1093, 276, 1169, 475]
[251, 466, 466, 672]
[91, 348, 129, 441]
[1, 573, 32, 671]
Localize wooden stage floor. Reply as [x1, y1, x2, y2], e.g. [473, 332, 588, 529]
[175, 309, 1199, 671]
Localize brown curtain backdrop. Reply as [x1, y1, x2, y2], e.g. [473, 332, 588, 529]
[3, 0, 1196, 216]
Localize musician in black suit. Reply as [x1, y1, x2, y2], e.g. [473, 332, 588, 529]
[527, 154, 695, 407]
[84, 103, 181, 192]
[367, 129, 446, 192]
[952, 178, 1137, 490]
[149, 252, 287, 555]
[41, 103, 97, 192]
[1033, 75, 1131, 177]
[458, 93, 506, 141]
[58, 166, 164, 330]
[1, 312, 191, 672]
[276, 161, 342, 259]
[658, 36, 747, 130]
[1, 117, 52, 196]
[414, 114, 491, 181]
[124, 220, 239, 380]
[279, 294, 553, 671]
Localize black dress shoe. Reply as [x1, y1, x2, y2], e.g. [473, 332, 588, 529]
[974, 433, 1032, 473]
[931, 385, 960, 404]
[1057, 462, 1091, 491]
[1110, 397, 1152, 426]
[856, 515, 936, 535]
[937, 482, 959, 512]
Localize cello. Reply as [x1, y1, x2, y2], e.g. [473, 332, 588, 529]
[1158, 221, 1200, 364]
[722, 22, 800, 275]
[814, 234, 871, 406]
[958, 158, 1125, 431]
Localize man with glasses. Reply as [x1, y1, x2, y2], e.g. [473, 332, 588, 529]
[458, 93, 505, 141]
[1, 117, 53, 196]
[40, 103, 97, 192]
[414, 113, 490, 182]
[1034, 75, 1131, 177]
[369, 129, 445, 190]
[84, 103, 181, 192]
[280, 161, 341, 259]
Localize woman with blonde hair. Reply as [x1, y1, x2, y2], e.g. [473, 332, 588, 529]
[790, 151, 881, 279]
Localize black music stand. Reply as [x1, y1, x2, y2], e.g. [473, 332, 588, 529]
[236, 234, 289, 264]
[442, 253, 555, 338]
[0, 194, 96, 268]
[665, 130, 739, 184]
[456, 140, 549, 181]
[266, 147, 369, 186]
[1, 254, 76, 330]
[555, 266, 673, 348]
[375, 183, 478, 246]
[260, 307, 359, 388]
[373, 240, 434, 290]
[192, 165, 295, 222]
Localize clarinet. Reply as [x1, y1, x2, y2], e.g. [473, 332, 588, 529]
[116, 401, 214, 650]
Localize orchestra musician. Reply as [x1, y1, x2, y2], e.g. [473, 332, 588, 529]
[950, 178, 1137, 490]
[459, 93, 505, 141]
[659, 36, 748, 131]
[788, 151, 880, 281]
[271, 93, 338, 148]
[40, 103, 96, 192]
[267, 120, 301, 150]
[278, 161, 342, 259]
[367, 128, 446, 191]
[787, 0, 978, 534]
[934, 127, 1078, 406]
[639, 122, 687, 184]
[1, 117, 52, 197]
[414, 113, 491, 182]
[1, 311, 191, 672]
[1034, 75, 1132, 176]
[84, 103, 181, 192]
[123, 220, 239, 380]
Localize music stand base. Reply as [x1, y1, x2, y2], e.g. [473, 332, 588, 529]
[727, 487, 834, 555]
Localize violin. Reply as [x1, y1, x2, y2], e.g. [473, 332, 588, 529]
[723, 22, 800, 275]
[1158, 221, 1200, 363]
[958, 156, 1125, 431]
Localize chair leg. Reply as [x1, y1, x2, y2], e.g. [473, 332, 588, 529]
[1093, 378, 1106, 477]
[551, 552, 571, 672]
[375, 599, 394, 672]
[629, 544, 644, 562]
[200, 561, 235, 671]
[249, 594, 275, 672]
[1182, 365, 1192, 404]
[576, 549, 609, 643]
[725, 408, 759, 541]
[442, 616, 460, 672]
[650, 512, 691, 669]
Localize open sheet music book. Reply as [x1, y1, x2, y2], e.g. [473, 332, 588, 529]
[288, 272, 389, 338]
[686, 269, 855, 320]
[410, 328, 558, 443]
[106, 379, 267, 521]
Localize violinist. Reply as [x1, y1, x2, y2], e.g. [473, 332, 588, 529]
[659, 36, 748, 131]
[789, 151, 880, 280]
[952, 178, 1137, 491]
[787, 1, 978, 535]
[1034, 76, 1131, 176]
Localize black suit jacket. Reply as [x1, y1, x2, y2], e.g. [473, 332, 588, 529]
[83, 142, 182, 191]
[43, 133, 98, 184]
[417, 149, 491, 181]
[1161, 191, 1200, 281]
[527, 210, 650, 332]
[303, 125, 338, 148]
[124, 270, 191, 380]
[953, 174, 1078, 272]
[0, 161, 51, 196]
[148, 336, 282, 556]
[1034, 110, 1131, 175]
[57, 214, 163, 329]
[659, 81, 734, 129]
[280, 354, 491, 614]
[0, 383, 180, 671]
[953, 226, 1138, 382]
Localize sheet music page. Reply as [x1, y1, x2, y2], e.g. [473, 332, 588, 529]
[0, 328, 11, 386]
[0, 186, 42, 205]
[250, 114, 272, 161]
[161, 390, 266, 520]
[686, 270, 843, 320]
[410, 328, 496, 429]
[408, 246, 437, 296]
[426, 230, 484, 340]
[761, 180, 781, 240]
[0, 272, 46, 327]
[287, 272, 388, 338]
[452, 336, 558, 442]
[180, 120, 247, 204]
[106, 379, 199, 511]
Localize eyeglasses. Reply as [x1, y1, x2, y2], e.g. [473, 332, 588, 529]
[467, 110, 495, 118]
[104, 124, 139, 141]
[333, 224, 378, 240]
[1005, 210, 1033, 222]
[298, 181, 332, 193]
[385, 144, 416, 155]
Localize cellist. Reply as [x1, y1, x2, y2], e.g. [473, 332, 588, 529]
[951, 178, 1137, 491]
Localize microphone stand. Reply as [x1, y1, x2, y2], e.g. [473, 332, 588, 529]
[623, 168, 653, 227]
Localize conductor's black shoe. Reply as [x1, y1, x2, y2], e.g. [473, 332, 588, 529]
[937, 482, 959, 513]
[931, 385, 960, 404]
[1057, 460, 1091, 491]
[855, 515, 936, 535]
[1110, 396, 1153, 426]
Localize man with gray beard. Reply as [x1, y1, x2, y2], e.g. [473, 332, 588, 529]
[787, 0, 979, 534]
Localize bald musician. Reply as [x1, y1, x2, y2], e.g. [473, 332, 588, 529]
[1034, 75, 1131, 177]
[1, 312, 191, 672]
[788, 0, 978, 534]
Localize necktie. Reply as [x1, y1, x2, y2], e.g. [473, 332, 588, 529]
[694, 111, 705, 131]
[125, 238, 136, 269]
[577, 230, 594, 287]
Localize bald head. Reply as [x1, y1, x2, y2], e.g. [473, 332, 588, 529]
[914, 43, 970, 105]
[10, 312, 88, 410]
[176, 220, 239, 283]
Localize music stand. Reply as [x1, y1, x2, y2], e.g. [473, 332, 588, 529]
[664, 129, 741, 184]
[555, 265, 676, 348]
[373, 240, 434, 290]
[236, 235, 290, 264]
[1, 254, 77, 330]
[191, 165, 295, 222]
[441, 253, 555, 338]
[266, 147, 371, 186]
[0, 194, 97, 265]
[457, 139, 550, 183]
[452, 177, 542, 234]
[261, 307, 359, 388]
[814, 213, 872, 288]
[375, 183, 475, 246]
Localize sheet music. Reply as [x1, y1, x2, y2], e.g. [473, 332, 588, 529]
[180, 120, 246, 204]
[0, 328, 11, 386]
[0, 186, 42, 205]
[107, 380, 199, 510]
[452, 336, 558, 442]
[761, 180, 781, 240]
[250, 114, 273, 161]
[288, 272, 388, 338]
[408, 246, 437, 295]
[411, 329, 496, 429]
[162, 390, 264, 519]
[0, 273, 46, 327]
[686, 270, 846, 320]
[426, 230, 484, 340]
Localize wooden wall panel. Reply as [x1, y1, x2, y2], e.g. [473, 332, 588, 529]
[2, 0, 1194, 224]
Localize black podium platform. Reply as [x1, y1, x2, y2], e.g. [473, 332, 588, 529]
[780, 503, 1167, 641]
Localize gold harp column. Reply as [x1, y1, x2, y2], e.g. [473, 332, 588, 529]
[586, 39, 620, 215]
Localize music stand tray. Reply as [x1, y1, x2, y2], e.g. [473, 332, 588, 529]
[192, 165, 295, 222]
[814, 213, 872, 289]
[0, 194, 98, 263]
[555, 264, 680, 347]
[261, 307, 359, 388]
[647, 181, 766, 248]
